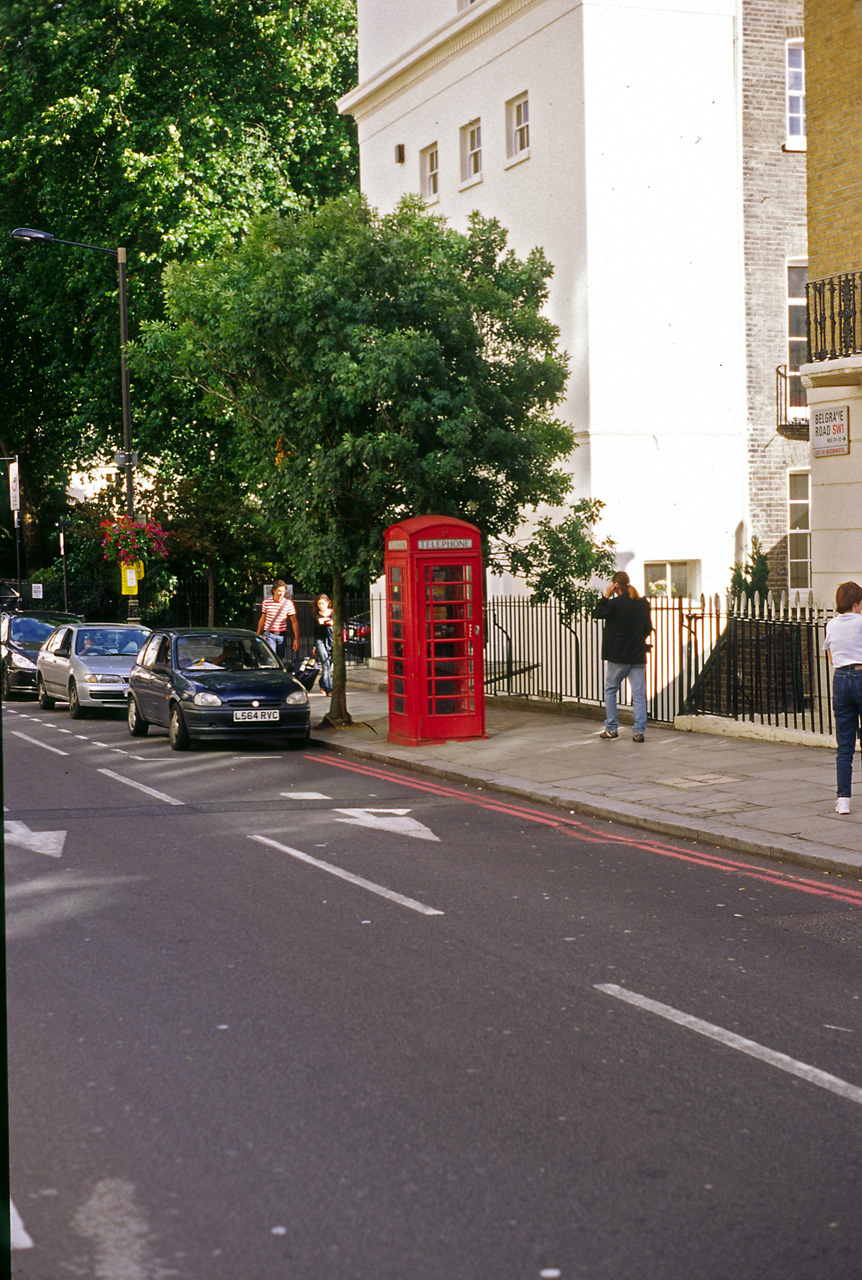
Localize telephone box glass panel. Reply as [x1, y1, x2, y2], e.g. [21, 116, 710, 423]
[424, 564, 476, 716]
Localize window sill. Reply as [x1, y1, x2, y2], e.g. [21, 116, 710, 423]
[423, 192, 440, 206]
[504, 148, 530, 169]
[783, 137, 807, 152]
[459, 173, 483, 191]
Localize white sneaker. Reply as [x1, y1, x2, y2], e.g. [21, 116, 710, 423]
[836, 797, 851, 815]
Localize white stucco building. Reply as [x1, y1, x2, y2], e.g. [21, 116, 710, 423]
[340, 0, 809, 599]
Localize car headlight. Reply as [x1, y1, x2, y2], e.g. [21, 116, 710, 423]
[193, 691, 222, 707]
[84, 673, 124, 684]
[10, 653, 36, 670]
[285, 689, 308, 706]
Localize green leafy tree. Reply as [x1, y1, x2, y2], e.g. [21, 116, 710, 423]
[502, 499, 617, 615]
[139, 193, 613, 721]
[730, 536, 771, 611]
[0, 0, 357, 572]
[153, 475, 280, 627]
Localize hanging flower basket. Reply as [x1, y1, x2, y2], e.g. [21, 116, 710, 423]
[101, 516, 169, 566]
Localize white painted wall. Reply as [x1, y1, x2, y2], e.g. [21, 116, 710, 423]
[356, 0, 467, 81]
[803, 364, 862, 605]
[342, 0, 748, 597]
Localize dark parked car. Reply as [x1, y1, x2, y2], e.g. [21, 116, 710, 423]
[0, 610, 81, 699]
[127, 628, 311, 751]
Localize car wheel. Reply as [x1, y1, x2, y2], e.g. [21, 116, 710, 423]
[37, 677, 55, 710]
[68, 680, 87, 719]
[128, 696, 149, 737]
[1, 666, 16, 701]
[168, 703, 190, 751]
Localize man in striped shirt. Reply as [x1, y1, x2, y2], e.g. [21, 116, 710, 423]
[256, 580, 300, 661]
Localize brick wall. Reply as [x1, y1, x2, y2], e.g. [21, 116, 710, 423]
[804, 0, 862, 277]
[742, 0, 809, 591]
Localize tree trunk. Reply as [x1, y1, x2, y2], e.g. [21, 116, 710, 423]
[323, 567, 352, 726]
[206, 566, 216, 626]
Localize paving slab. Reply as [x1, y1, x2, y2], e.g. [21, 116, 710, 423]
[308, 676, 862, 880]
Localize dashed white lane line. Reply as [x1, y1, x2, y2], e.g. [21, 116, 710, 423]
[281, 792, 331, 800]
[597, 984, 862, 1106]
[97, 769, 185, 806]
[250, 835, 444, 916]
[11, 1199, 33, 1249]
[10, 731, 68, 756]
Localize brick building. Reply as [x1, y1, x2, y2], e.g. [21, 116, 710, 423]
[800, 0, 862, 602]
[341, 0, 809, 597]
[743, 3, 810, 589]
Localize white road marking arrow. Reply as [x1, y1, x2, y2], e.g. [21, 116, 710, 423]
[4, 819, 67, 858]
[331, 808, 439, 843]
[10, 1199, 34, 1250]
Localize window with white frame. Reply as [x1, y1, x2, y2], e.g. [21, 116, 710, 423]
[460, 119, 482, 185]
[420, 144, 439, 202]
[505, 92, 530, 163]
[787, 260, 808, 413]
[786, 40, 806, 149]
[457, 0, 479, 9]
[644, 562, 696, 599]
[788, 471, 811, 591]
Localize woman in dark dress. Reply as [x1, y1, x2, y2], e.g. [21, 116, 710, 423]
[313, 593, 333, 694]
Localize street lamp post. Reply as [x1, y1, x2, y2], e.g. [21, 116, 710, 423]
[57, 518, 70, 612]
[11, 227, 139, 616]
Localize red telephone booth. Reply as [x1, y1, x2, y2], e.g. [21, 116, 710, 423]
[384, 516, 486, 746]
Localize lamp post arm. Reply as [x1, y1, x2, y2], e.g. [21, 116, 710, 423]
[47, 235, 118, 257]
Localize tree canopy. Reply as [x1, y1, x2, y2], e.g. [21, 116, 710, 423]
[0, 0, 357, 569]
[138, 192, 611, 718]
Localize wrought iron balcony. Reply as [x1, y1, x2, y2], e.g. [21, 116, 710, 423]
[806, 271, 862, 362]
[776, 364, 809, 439]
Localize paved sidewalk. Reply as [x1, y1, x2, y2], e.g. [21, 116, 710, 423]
[306, 671, 862, 880]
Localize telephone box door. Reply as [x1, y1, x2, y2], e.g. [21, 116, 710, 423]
[420, 560, 484, 739]
[385, 516, 485, 746]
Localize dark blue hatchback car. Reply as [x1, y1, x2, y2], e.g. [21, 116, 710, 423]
[127, 628, 310, 751]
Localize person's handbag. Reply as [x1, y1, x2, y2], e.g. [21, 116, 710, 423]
[295, 654, 320, 690]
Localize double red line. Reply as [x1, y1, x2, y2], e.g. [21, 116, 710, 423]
[318, 754, 862, 908]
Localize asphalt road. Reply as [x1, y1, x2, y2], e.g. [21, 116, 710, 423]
[5, 701, 862, 1279]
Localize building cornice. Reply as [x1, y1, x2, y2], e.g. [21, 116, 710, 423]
[801, 356, 862, 389]
[338, 0, 540, 120]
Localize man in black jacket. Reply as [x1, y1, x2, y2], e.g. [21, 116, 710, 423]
[592, 571, 652, 742]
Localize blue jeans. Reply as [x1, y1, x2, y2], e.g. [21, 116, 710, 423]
[833, 666, 862, 797]
[315, 636, 333, 693]
[604, 662, 647, 734]
[264, 633, 285, 660]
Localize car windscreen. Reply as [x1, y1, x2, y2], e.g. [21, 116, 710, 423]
[175, 634, 281, 672]
[9, 616, 68, 644]
[74, 628, 150, 656]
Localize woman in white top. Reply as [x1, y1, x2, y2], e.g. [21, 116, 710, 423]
[823, 581, 862, 814]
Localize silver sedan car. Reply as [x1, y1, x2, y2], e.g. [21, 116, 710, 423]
[36, 622, 151, 718]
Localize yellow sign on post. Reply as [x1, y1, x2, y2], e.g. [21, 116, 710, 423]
[135, 559, 145, 580]
[121, 564, 139, 596]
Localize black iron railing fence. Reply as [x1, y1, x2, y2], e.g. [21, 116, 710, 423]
[680, 595, 834, 736]
[776, 363, 809, 438]
[9, 576, 836, 733]
[807, 271, 862, 362]
[475, 594, 834, 735]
